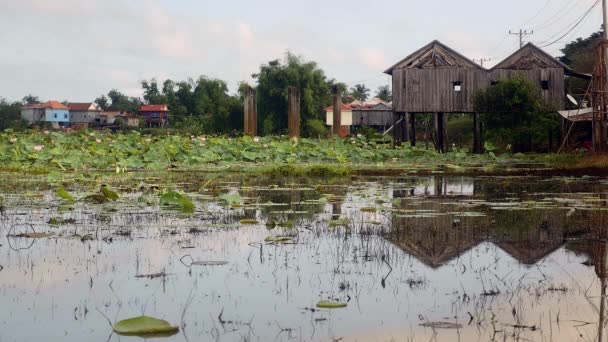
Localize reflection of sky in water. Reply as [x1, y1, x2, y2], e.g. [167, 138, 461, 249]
[0, 175, 606, 341]
[413, 177, 475, 196]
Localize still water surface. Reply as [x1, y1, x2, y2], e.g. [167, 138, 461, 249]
[1, 173, 608, 341]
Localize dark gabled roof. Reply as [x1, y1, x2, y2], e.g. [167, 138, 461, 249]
[492, 43, 591, 79]
[384, 40, 483, 74]
[494, 240, 562, 265]
[391, 238, 481, 269]
[67, 102, 100, 111]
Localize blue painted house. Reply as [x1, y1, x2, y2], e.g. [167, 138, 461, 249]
[21, 101, 71, 126]
[42, 101, 70, 125]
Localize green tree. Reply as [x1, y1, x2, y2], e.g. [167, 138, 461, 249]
[94, 95, 109, 110]
[0, 98, 27, 130]
[253, 52, 333, 135]
[106, 89, 142, 114]
[474, 76, 558, 152]
[375, 85, 392, 102]
[141, 78, 167, 104]
[22, 94, 39, 105]
[141, 76, 243, 133]
[559, 29, 602, 97]
[350, 84, 370, 101]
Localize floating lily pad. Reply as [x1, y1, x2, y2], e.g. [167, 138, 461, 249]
[264, 236, 293, 243]
[13, 232, 53, 238]
[85, 193, 110, 204]
[101, 186, 119, 201]
[316, 300, 347, 309]
[112, 316, 179, 337]
[240, 219, 259, 224]
[160, 191, 195, 213]
[420, 321, 462, 329]
[191, 261, 229, 266]
[360, 207, 376, 213]
[56, 188, 75, 202]
[328, 219, 349, 228]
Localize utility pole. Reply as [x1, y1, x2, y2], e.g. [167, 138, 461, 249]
[509, 29, 534, 48]
[474, 58, 492, 68]
[599, 0, 608, 151]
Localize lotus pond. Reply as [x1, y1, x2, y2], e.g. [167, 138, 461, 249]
[2, 170, 608, 341]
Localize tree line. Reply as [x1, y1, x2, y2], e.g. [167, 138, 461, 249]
[0, 52, 391, 135]
[1, 31, 598, 140]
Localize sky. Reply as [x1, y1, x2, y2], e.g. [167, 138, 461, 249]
[0, 0, 603, 102]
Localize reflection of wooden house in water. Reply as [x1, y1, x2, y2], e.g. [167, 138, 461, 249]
[388, 184, 604, 267]
[389, 200, 491, 268]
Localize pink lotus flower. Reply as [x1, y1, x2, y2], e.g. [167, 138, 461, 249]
[43, 130, 50, 135]
[33, 145, 44, 152]
[9, 137, 16, 143]
[96, 139, 102, 143]
[253, 136, 260, 143]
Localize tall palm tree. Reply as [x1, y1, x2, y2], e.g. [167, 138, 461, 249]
[350, 84, 370, 101]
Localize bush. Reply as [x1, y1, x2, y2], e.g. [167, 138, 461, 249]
[304, 119, 328, 138]
[474, 76, 558, 152]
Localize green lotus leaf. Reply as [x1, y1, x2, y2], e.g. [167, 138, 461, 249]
[316, 300, 347, 309]
[112, 316, 179, 337]
[56, 187, 75, 202]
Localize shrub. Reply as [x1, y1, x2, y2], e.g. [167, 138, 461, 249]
[304, 119, 328, 138]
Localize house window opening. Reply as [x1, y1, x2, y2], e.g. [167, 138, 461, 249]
[491, 80, 500, 86]
[453, 81, 462, 92]
[541, 80, 550, 90]
[54, 113, 57, 118]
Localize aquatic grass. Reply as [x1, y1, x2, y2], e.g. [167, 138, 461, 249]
[0, 130, 577, 175]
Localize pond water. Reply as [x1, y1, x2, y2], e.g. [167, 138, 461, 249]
[1, 172, 608, 341]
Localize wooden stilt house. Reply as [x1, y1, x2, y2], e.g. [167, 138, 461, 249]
[385, 40, 590, 152]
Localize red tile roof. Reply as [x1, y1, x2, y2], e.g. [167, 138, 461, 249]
[67, 102, 99, 111]
[324, 103, 352, 111]
[139, 105, 169, 112]
[41, 101, 69, 110]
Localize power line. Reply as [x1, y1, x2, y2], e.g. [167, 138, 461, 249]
[521, 0, 554, 26]
[531, 0, 586, 31]
[538, 0, 600, 47]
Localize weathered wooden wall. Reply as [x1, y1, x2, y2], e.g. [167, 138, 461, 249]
[244, 87, 257, 136]
[392, 68, 565, 113]
[491, 68, 565, 109]
[288, 86, 300, 138]
[351, 109, 393, 126]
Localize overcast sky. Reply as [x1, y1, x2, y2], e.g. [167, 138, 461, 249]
[0, 0, 603, 102]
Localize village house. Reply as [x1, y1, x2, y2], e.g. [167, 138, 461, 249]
[325, 103, 352, 137]
[384, 40, 591, 152]
[20, 103, 46, 123]
[96, 110, 140, 127]
[21, 101, 70, 127]
[326, 98, 394, 135]
[67, 102, 102, 128]
[138, 104, 169, 127]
